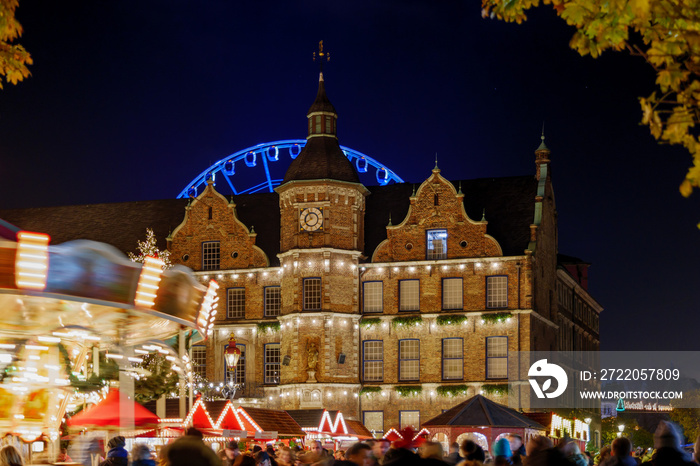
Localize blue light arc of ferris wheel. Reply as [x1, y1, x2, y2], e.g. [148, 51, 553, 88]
[177, 139, 404, 198]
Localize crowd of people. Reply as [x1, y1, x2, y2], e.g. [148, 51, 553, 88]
[1, 421, 699, 466]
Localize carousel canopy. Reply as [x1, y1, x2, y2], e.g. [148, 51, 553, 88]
[67, 389, 160, 429]
[423, 394, 545, 429]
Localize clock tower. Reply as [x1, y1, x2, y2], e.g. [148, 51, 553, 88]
[275, 66, 368, 412]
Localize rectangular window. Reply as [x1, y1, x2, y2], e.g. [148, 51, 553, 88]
[315, 115, 321, 133]
[192, 346, 206, 379]
[400, 411, 420, 430]
[442, 278, 463, 310]
[224, 344, 245, 386]
[363, 411, 384, 439]
[264, 343, 280, 385]
[442, 338, 463, 380]
[486, 336, 508, 379]
[399, 339, 420, 381]
[264, 286, 281, 317]
[303, 278, 322, 311]
[227, 288, 245, 319]
[202, 241, 220, 270]
[363, 340, 383, 382]
[426, 229, 448, 260]
[363, 281, 383, 313]
[325, 116, 332, 133]
[486, 276, 508, 308]
[399, 280, 420, 312]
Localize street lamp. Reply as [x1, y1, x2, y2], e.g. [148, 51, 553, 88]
[224, 334, 242, 400]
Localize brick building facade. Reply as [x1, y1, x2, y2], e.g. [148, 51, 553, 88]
[0, 72, 602, 439]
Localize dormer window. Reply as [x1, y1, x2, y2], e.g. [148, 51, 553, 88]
[426, 229, 447, 260]
[325, 116, 332, 134]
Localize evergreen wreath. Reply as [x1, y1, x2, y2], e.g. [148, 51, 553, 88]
[436, 315, 468, 326]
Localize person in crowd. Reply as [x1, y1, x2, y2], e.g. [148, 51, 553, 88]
[508, 436, 526, 466]
[234, 454, 257, 466]
[220, 442, 241, 466]
[585, 451, 594, 466]
[559, 440, 587, 466]
[334, 443, 373, 466]
[460, 440, 486, 464]
[600, 437, 638, 466]
[255, 451, 272, 466]
[100, 436, 129, 466]
[334, 451, 346, 461]
[132, 443, 156, 466]
[420, 441, 449, 465]
[166, 427, 222, 466]
[641, 421, 696, 466]
[56, 447, 72, 463]
[596, 447, 612, 466]
[371, 438, 391, 466]
[523, 435, 567, 466]
[446, 443, 463, 466]
[491, 438, 513, 466]
[266, 446, 278, 466]
[276, 447, 295, 466]
[0, 445, 24, 466]
[295, 440, 332, 466]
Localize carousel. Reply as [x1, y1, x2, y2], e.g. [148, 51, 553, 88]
[0, 223, 218, 462]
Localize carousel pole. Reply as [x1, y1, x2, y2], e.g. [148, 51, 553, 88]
[179, 326, 186, 420]
[118, 313, 135, 435]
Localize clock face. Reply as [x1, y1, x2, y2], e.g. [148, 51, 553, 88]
[300, 207, 323, 231]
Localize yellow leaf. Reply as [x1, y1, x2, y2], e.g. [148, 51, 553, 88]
[679, 179, 693, 197]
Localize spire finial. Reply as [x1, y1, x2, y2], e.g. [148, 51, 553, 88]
[536, 120, 550, 152]
[434, 153, 439, 170]
[388, 213, 393, 226]
[481, 208, 486, 222]
[411, 184, 416, 196]
[313, 40, 330, 75]
[458, 181, 463, 195]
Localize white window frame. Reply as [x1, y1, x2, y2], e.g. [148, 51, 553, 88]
[363, 340, 383, 382]
[264, 286, 281, 317]
[264, 343, 280, 385]
[400, 410, 420, 430]
[202, 241, 220, 270]
[442, 338, 463, 380]
[227, 287, 245, 319]
[426, 229, 448, 260]
[304, 277, 322, 311]
[192, 345, 206, 379]
[486, 336, 508, 379]
[399, 339, 420, 381]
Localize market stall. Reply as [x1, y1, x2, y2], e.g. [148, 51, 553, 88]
[422, 394, 547, 453]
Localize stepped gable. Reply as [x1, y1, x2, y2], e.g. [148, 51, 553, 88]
[364, 175, 537, 259]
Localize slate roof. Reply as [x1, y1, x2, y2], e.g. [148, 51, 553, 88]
[285, 409, 327, 429]
[345, 419, 373, 439]
[307, 75, 336, 114]
[422, 394, 545, 429]
[239, 407, 305, 437]
[0, 175, 538, 265]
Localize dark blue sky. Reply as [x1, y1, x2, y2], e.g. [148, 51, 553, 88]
[1, 1, 698, 350]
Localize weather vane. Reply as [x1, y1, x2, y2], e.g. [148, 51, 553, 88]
[313, 40, 330, 72]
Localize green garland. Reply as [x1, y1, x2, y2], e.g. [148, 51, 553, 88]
[480, 312, 513, 324]
[436, 384, 470, 397]
[257, 321, 281, 333]
[481, 383, 509, 396]
[360, 318, 382, 329]
[395, 386, 423, 397]
[392, 316, 422, 329]
[359, 386, 382, 397]
[436, 315, 468, 326]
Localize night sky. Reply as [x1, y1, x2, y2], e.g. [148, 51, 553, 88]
[1, 1, 698, 351]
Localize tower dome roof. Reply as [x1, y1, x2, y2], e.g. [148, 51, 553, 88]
[282, 73, 360, 184]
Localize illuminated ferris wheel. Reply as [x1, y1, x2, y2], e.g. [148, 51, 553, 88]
[177, 139, 404, 198]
